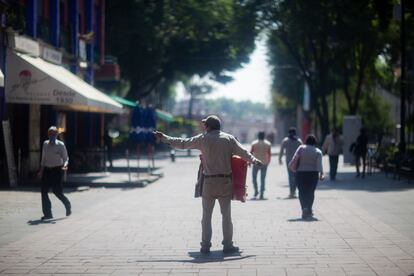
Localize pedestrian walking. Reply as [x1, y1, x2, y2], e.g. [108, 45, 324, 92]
[250, 131, 271, 200]
[36, 126, 71, 220]
[351, 128, 368, 178]
[154, 115, 262, 254]
[289, 135, 324, 219]
[322, 127, 343, 181]
[279, 127, 302, 198]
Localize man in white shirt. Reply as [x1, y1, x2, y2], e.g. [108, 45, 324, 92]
[154, 115, 262, 254]
[37, 126, 71, 220]
[250, 131, 271, 199]
[322, 127, 343, 181]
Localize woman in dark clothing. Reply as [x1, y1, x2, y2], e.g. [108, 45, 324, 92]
[353, 128, 368, 178]
[291, 135, 325, 219]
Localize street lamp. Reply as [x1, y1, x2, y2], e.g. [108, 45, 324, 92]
[397, 0, 407, 153]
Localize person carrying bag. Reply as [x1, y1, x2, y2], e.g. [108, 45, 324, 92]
[290, 135, 324, 219]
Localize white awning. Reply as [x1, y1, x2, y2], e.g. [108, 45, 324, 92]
[0, 69, 4, 87]
[5, 50, 122, 113]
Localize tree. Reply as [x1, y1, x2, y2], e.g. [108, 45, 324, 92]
[106, 0, 260, 100]
[262, 0, 396, 137]
[182, 76, 213, 120]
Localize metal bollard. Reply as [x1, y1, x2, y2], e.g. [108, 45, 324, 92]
[126, 149, 131, 183]
[170, 149, 176, 162]
[104, 145, 108, 174]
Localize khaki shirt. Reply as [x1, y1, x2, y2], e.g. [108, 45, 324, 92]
[161, 130, 258, 176]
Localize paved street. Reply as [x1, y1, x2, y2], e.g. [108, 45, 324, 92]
[1, 155, 414, 276]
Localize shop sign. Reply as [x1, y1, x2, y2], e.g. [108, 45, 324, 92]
[9, 34, 40, 56]
[43, 47, 62, 65]
[6, 52, 78, 105]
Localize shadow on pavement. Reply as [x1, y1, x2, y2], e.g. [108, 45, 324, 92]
[316, 171, 414, 192]
[131, 251, 255, 264]
[27, 217, 67, 225]
[108, 167, 161, 173]
[287, 217, 319, 222]
[0, 186, 82, 194]
[186, 251, 255, 263]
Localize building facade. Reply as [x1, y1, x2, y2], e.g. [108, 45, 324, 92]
[0, 0, 122, 186]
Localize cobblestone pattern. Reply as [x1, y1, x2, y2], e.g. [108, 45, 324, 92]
[0, 157, 413, 275]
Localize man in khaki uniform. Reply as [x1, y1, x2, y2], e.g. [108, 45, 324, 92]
[154, 115, 262, 254]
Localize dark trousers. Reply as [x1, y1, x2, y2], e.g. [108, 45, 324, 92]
[296, 171, 318, 212]
[355, 153, 366, 176]
[41, 167, 71, 217]
[328, 155, 339, 180]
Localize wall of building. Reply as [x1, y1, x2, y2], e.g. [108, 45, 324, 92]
[0, 0, 110, 184]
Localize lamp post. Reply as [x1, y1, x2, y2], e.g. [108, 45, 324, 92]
[400, 0, 406, 153]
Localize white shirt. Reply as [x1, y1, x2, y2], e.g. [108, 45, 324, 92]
[40, 139, 69, 168]
[295, 145, 323, 173]
[161, 130, 258, 175]
[322, 134, 343, 156]
[250, 139, 271, 165]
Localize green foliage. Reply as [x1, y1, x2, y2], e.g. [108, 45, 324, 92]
[168, 117, 200, 137]
[358, 92, 393, 136]
[262, 0, 397, 137]
[272, 93, 296, 118]
[203, 97, 272, 121]
[106, 0, 260, 100]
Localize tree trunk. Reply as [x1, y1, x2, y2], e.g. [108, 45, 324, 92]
[343, 64, 354, 114]
[350, 49, 366, 114]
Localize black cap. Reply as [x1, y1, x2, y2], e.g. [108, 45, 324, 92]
[202, 115, 221, 130]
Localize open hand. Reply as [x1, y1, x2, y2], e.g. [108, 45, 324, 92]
[36, 170, 43, 180]
[153, 131, 165, 140]
[319, 173, 325, 181]
[253, 159, 263, 167]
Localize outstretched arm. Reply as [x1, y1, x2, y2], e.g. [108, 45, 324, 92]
[231, 138, 262, 166]
[154, 131, 203, 150]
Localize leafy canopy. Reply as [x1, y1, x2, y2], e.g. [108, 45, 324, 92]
[106, 0, 260, 99]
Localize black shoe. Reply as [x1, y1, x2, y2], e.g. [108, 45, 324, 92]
[66, 208, 72, 216]
[41, 215, 53, 220]
[200, 247, 210, 254]
[302, 208, 310, 219]
[223, 246, 240, 254]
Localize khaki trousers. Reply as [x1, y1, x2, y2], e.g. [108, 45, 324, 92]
[201, 178, 233, 248]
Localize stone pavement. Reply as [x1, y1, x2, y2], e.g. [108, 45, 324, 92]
[0, 155, 414, 275]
